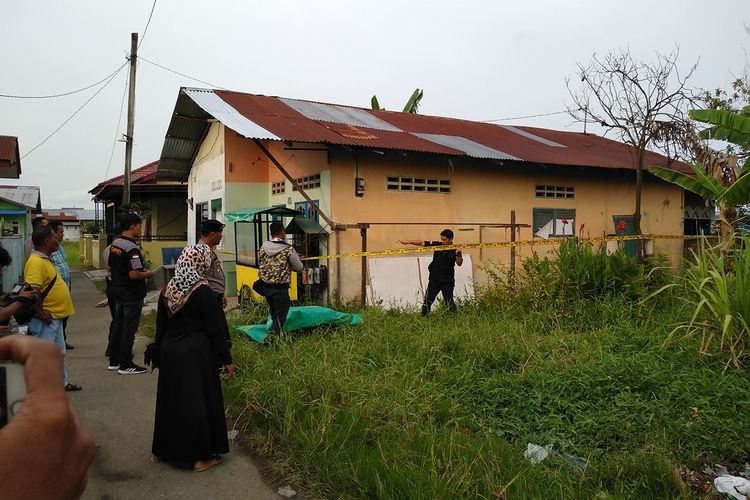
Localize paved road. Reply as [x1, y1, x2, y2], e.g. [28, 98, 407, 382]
[64, 271, 280, 500]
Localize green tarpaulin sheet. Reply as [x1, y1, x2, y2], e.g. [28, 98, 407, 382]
[235, 305, 363, 343]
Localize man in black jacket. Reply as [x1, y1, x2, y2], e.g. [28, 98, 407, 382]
[400, 228, 463, 316]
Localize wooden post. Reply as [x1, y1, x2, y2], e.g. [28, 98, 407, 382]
[123, 32, 138, 206]
[360, 224, 368, 306]
[510, 210, 516, 280]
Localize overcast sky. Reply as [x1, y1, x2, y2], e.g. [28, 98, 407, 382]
[1, 0, 748, 209]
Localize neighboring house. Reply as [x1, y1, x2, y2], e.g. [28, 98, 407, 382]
[0, 185, 41, 292]
[0, 136, 22, 179]
[42, 208, 96, 242]
[155, 87, 697, 302]
[88, 161, 187, 267]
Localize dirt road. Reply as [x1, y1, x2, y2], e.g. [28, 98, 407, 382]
[64, 271, 280, 499]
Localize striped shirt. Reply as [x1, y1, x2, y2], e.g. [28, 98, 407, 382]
[51, 245, 72, 290]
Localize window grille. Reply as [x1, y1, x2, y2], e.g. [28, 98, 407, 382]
[535, 185, 575, 199]
[386, 176, 450, 193]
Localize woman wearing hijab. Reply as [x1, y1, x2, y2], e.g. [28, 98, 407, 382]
[151, 244, 235, 472]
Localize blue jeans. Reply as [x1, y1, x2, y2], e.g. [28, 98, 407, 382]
[28, 317, 67, 385]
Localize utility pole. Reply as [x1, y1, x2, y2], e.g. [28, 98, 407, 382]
[123, 32, 138, 206]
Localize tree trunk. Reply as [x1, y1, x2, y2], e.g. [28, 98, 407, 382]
[634, 148, 644, 262]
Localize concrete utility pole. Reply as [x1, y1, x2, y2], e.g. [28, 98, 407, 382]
[123, 32, 138, 206]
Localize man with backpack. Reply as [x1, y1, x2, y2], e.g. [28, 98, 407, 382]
[23, 225, 80, 391]
[258, 221, 303, 334]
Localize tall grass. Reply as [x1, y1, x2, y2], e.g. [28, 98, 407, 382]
[657, 235, 750, 368]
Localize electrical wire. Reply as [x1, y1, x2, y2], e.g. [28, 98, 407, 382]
[103, 69, 130, 181]
[20, 64, 127, 160]
[483, 110, 569, 123]
[139, 56, 228, 90]
[137, 0, 157, 49]
[0, 62, 128, 99]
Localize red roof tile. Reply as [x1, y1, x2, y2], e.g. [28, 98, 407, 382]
[90, 161, 159, 196]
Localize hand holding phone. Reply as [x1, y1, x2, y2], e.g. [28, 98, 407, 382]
[0, 335, 95, 499]
[0, 363, 25, 427]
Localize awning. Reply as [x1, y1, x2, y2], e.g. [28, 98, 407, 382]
[225, 206, 302, 223]
[285, 217, 327, 235]
[0, 209, 27, 215]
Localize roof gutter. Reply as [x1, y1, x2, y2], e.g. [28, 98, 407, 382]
[252, 139, 339, 229]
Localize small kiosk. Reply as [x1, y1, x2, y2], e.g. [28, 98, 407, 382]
[225, 207, 328, 306]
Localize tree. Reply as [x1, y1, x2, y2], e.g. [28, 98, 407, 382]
[649, 109, 750, 235]
[371, 88, 424, 113]
[566, 47, 698, 259]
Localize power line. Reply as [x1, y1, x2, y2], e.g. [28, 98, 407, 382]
[137, 0, 157, 49]
[139, 56, 228, 90]
[483, 110, 569, 123]
[103, 70, 130, 181]
[21, 65, 127, 160]
[0, 62, 127, 99]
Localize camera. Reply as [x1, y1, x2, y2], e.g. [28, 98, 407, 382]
[7, 283, 34, 303]
[0, 362, 26, 427]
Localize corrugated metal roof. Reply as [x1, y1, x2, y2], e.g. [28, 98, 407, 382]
[0, 185, 40, 209]
[157, 87, 689, 181]
[0, 135, 22, 178]
[413, 133, 519, 160]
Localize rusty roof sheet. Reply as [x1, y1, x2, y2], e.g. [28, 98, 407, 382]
[89, 161, 160, 196]
[157, 88, 688, 181]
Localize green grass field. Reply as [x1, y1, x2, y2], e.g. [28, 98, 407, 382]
[221, 295, 750, 499]
[61, 240, 81, 269]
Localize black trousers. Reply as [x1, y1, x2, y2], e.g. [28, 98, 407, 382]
[265, 287, 291, 334]
[109, 300, 143, 367]
[105, 279, 116, 357]
[421, 280, 456, 316]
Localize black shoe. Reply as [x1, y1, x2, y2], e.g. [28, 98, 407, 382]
[64, 383, 82, 391]
[118, 363, 147, 375]
[65, 343, 75, 350]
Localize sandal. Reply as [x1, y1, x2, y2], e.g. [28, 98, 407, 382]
[193, 456, 222, 472]
[64, 383, 82, 392]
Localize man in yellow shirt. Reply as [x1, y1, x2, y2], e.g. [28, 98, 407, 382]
[23, 225, 80, 391]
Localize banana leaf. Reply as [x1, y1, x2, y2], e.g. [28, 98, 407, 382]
[718, 170, 750, 205]
[649, 163, 726, 199]
[690, 109, 750, 147]
[371, 95, 381, 111]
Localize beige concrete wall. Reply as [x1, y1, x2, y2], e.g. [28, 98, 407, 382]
[152, 198, 187, 237]
[326, 150, 684, 301]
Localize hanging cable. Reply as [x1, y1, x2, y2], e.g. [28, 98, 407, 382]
[103, 70, 130, 181]
[483, 110, 569, 122]
[138, 56, 228, 90]
[137, 0, 157, 49]
[0, 62, 128, 99]
[20, 64, 127, 160]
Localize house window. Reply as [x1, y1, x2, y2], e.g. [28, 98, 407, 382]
[386, 176, 451, 193]
[535, 185, 575, 199]
[210, 198, 222, 221]
[292, 174, 321, 191]
[195, 202, 208, 242]
[533, 208, 576, 237]
[272, 181, 286, 195]
[295, 200, 319, 222]
[10, 220, 19, 235]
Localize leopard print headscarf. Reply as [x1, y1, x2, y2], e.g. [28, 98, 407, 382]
[163, 244, 211, 315]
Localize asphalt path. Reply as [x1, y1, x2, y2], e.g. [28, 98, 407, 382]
[64, 271, 280, 499]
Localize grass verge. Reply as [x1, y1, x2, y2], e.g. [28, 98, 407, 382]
[223, 296, 750, 499]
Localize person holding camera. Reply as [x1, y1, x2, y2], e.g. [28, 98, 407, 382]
[0, 334, 95, 499]
[0, 245, 35, 324]
[23, 226, 80, 391]
[399, 228, 464, 316]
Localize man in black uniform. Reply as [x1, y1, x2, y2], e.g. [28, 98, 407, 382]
[400, 228, 463, 316]
[107, 213, 154, 374]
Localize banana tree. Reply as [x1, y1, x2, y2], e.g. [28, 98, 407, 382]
[371, 88, 424, 113]
[649, 109, 750, 235]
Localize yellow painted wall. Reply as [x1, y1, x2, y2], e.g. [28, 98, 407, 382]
[141, 240, 186, 267]
[326, 150, 685, 301]
[152, 198, 187, 237]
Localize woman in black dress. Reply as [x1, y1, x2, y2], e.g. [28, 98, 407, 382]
[151, 244, 235, 472]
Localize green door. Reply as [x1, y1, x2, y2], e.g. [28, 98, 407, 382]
[613, 215, 636, 257]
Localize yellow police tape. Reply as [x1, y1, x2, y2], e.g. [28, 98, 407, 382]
[300, 234, 706, 261]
